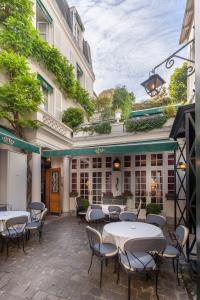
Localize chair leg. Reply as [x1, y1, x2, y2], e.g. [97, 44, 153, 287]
[39, 227, 43, 243]
[100, 259, 103, 288]
[176, 258, 180, 285]
[155, 270, 159, 299]
[172, 258, 175, 272]
[6, 240, 9, 259]
[22, 235, 25, 254]
[88, 253, 94, 274]
[128, 274, 131, 300]
[117, 263, 120, 284]
[1, 238, 4, 253]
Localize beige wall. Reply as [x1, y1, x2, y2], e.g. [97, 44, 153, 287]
[34, 0, 94, 96]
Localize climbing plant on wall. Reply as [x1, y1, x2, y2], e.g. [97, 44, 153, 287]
[0, 0, 94, 138]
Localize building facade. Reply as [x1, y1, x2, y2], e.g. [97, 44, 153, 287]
[0, 0, 95, 212]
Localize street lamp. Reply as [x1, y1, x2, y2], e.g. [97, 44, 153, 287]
[141, 73, 165, 97]
[141, 39, 195, 97]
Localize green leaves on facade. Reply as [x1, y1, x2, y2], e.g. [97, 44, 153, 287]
[125, 115, 168, 133]
[0, 50, 43, 136]
[0, 0, 94, 136]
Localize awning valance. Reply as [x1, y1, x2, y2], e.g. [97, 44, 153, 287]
[43, 139, 178, 157]
[36, 0, 53, 24]
[0, 127, 40, 154]
[37, 74, 53, 93]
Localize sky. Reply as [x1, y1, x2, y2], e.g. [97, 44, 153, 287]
[68, 0, 186, 101]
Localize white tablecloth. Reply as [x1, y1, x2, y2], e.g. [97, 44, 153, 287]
[102, 221, 163, 249]
[101, 204, 127, 215]
[0, 211, 30, 232]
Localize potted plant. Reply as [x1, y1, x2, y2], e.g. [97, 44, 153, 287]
[146, 203, 161, 216]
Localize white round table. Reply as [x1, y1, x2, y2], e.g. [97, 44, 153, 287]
[102, 221, 164, 249]
[0, 211, 30, 232]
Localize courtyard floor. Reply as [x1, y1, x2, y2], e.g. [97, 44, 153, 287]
[0, 216, 190, 300]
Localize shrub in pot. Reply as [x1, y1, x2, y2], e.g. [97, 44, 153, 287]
[146, 203, 161, 215]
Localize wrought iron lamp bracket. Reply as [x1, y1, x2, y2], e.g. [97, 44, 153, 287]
[150, 39, 195, 77]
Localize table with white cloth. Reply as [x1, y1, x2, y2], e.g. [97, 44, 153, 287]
[102, 221, 164, 249]
[0, 211, 30, 232]
[101, 204, 127, 215]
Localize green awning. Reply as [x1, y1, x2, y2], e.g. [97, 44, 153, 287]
[36, 0, 53, 24]
[37, 74, 53, 92]
[43, 139, 178, 157]
[129, 104, 182, 118]
[0, 127, 40, 154]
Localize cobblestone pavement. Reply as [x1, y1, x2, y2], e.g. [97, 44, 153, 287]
[0, 216, 190, 300]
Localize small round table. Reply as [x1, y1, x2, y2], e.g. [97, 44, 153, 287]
[102, 221, 164, 249]
[0, 211, 30, 232]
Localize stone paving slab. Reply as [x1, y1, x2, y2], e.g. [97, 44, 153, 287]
[0, 216, 190, 300]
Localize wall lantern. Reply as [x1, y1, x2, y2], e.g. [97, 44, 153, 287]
[178, 161, 187, 171]
[113, 158, 121, 171]
[141, 39, 195, 97]
[141, 73, 165, 97]
[151, 178, 157, 190]
[46, 157, 51, 163]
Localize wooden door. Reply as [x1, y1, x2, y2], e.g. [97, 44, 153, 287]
[45, 168, 61, 214]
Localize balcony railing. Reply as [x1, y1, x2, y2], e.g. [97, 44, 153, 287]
[40, 109, 72, 139]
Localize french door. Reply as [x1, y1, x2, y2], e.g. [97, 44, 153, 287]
[92, 172, 102, 204]
[134, 153, 164, 210]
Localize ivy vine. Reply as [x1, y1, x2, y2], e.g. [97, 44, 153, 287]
[78, 122, 112, 135]
[125, 115, 168, 133]
[0, 0, 94, 118]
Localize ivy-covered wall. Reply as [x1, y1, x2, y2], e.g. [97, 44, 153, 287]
[0, 0, 94, 124]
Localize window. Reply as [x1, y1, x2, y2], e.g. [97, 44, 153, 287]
[41, 85, 49, 111]
[124, 156, 131, 168]
[105, 172, 112, 193]
[71, 173, 77, 192]
[124, 171, 131, 192]
[135, 155, 146, 167]
[80, 172, 89, 198]
[168, 153, 175, 165]
[168, 170, 175, 196]
[37, 74, 53, 113]
[106, 157, 112, 168]
[80, 158, 89, 169]
[77, 63, 83, 81]
[72, 159, 77, 170]
[37, 22, 49, 41]
[93, 157, 102, 168]
[151, 154, 163, 166]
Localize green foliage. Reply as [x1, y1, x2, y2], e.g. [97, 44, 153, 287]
[95, 96, 112, 112]
[0, 0, 94, 136]
[79, 121, 112, 135]
[62, 107, 84, 129]
[163, 105, 176, 118]
[146, 203, 161, 215]
[133, 87, 172, 111]
[0, 50, 43, 136]
[125, 115, 168, 132]
[101, 108, 114, 121]
[93, 122, 111, 134]
[112, 86, 135, 119]
[169, 62, 187, 103]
